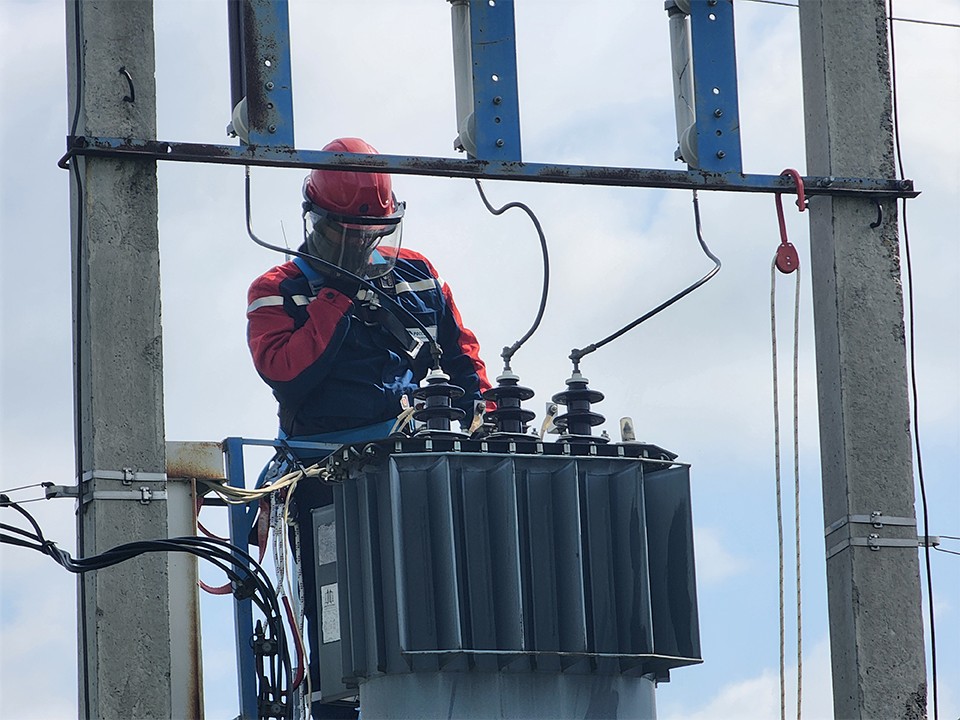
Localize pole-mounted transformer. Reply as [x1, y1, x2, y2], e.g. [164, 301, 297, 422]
[312, 434, 701, 719]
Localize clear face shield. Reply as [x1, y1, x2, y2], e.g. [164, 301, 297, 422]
[303, 201, 405, 279]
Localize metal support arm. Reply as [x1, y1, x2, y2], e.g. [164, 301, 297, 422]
[59, 136, 918, 199]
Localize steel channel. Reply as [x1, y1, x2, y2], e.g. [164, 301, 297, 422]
[61, 136, 919, 198]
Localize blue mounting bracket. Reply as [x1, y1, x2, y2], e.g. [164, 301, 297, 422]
[467, 0, 522, 161]
[689, 0, 742, 173]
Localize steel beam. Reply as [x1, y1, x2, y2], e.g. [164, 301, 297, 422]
[60, 136, 917, 198]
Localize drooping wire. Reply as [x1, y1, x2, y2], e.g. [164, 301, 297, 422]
[739, 0, 960, 27]
[243, 166, 444, 369]
[771, 258, 803, 720]
[888, 2, 938, 717]
[569, 190, 721, 368]
[473, 179, 550, 371]
[1, 496, 294, 719]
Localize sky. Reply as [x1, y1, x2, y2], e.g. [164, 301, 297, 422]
[1, 1, 958, 718]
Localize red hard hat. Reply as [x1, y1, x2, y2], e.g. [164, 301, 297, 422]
[304, 138, 395, 217]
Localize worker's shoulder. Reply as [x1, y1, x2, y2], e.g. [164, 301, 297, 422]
[248, 260, 303, 295]
[396, 247, 439, 277]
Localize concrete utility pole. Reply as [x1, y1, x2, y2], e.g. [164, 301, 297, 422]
[798, 1, 927, 717]
[66, 1, 198, 717]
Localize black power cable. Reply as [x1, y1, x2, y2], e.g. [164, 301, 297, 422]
[473, 179, 550, 371]
[1, 496, 294, 720]
[569, 190, 721, 368]
[888, 2, 939, 717]
[65, 2, 92, 714]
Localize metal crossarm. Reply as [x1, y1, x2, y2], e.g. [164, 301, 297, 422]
[59, 136, 918, 199]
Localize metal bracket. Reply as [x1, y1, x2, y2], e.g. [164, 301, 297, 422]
[826, 535, 928, 560]
[824, 511, 916, 536]
[824, 511, 923, 560]
[79, 469, 167, 484]
[44, 484, 167, 505]
[84, 487, 167, 505]
[44, 484, 80, 500]
[45, 469, 168, 505]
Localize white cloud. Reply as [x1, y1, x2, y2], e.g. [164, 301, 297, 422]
[660, 636, 835, 720]
[693, 526, 749, 584]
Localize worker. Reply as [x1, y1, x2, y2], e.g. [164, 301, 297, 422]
[246, 137, 491, 718]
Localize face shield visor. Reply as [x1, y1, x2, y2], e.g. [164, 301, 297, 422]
[302, 200, 405, 279]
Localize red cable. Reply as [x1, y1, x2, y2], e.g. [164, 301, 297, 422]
[282, 595, 306, 690]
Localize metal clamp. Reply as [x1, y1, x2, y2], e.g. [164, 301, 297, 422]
[826, 535, 926, 560]
[45, 469, 168, 505]
[45, 484, 167, 505]
[87, 487, 166, 505]
[80, 469, 167, 485]
[824, 511, 916, 536]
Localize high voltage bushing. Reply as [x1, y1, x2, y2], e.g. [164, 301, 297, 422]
[413, 368, 467, 437]
[552, 372, 607, 443]
[483, 371, 536, 439]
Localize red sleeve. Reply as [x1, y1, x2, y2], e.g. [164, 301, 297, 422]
[400, 249, 492, 397]
[439, 280, 492, 394]
[246, 267, 353, 383]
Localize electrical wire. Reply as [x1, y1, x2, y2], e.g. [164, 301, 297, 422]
[1, 496, 295, 719]
[271, 490, 306, 692]
[198, 462, 326, 505]
[0, 482, 52, 495]
[66, 2, 92, 714]
[243, 166, 445, 369]
[569, 190, 721, 367]
[934, 547, 960, 558]
[888, 2, 938, 717]
[473, 179, 550, 370]
[739, 0, 960, 28]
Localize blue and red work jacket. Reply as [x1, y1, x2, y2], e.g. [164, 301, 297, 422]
[247, 247, 491, 438]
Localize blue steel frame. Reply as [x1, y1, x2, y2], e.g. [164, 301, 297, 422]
[57, 0, 916, 199]
[468, 0, 522, 162]
[220, 436, 340, 720]
[689, 0, 742, 173]
[233, 0, 295, 146]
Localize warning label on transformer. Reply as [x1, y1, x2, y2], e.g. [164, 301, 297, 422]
[321, 583, 340, 644]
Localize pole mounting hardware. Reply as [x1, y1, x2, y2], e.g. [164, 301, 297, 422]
[824, 511, 917, 536]
[774, 169, 806, 274]
[43, 470, 170, 505]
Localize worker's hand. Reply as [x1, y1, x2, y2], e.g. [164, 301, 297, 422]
[320, 271, 363, 301]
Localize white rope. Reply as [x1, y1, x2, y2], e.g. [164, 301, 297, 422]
[792, 264, 803, 720]
[771, 257, 804, 720]
[770, 258, 787, 720]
